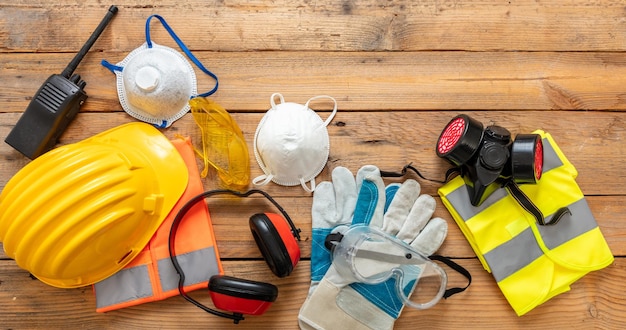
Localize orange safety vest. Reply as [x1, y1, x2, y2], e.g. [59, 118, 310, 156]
[94, 137, 223, 312]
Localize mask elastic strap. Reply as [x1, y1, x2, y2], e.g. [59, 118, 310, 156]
[145, 15, 219, 97]
[252, 173, 274, 187]
[299, 178, 316, 193]
[304, 95, 338, 126]
[101, 59, 123, 72]
[270, 93, 286, 108]
[380, 163, 459, 184]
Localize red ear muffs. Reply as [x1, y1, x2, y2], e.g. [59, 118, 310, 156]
[250, 213, 300, 278]
[169, 189, 301, 324]
[208, 275, 278, 315]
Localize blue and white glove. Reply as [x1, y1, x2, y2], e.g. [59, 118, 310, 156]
[299, 165, 448, 330]
[307, 166, 358, 296]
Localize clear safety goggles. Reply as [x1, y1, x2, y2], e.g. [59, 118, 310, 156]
[331, 225, 448, 310]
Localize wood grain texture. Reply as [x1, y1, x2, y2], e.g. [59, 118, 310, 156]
[1, 111, 623, 196]
[2, 52, 626, 111]
[1, 0, 625, 329]
[2, 1, 626, 52]
[1, 259, 625, 329]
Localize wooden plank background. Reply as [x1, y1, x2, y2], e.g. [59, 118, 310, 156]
[1, 1, 625, 329]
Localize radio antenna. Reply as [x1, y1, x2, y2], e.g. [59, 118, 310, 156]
[61, 5, 118, 78]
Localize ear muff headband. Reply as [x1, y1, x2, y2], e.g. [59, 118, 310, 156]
[168, 189, 301, 323]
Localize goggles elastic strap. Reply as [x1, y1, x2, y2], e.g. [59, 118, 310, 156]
[428, 255, 472, 299]
[325, 229, 472, 302]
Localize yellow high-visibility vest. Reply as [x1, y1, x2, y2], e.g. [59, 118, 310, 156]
[438, 130, 613, 316]
[94, 137, 223, 312]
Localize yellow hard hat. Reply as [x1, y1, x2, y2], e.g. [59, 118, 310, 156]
[0, 123, 189, 288]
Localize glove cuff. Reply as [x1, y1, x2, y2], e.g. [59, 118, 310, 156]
[298, 277, 395, 330]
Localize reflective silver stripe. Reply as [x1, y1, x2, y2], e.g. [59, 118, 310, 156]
[95, 265, 153, 309]
[447, 185, 507, 222]
[537, 198, 598, 250]
[158, 246, 221, 292]
[484, 199, 598, 282]
[95, 246, 220, 309]
[446, 137, 563, 222]
[485, 228, 543, 282]
[445, 136, 599, 282]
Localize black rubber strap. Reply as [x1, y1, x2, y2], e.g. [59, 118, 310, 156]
[324, 232, 344, 251]
[380, 163, 458, 184]
[429, 255, 472, 299]
[503, 179, 570, 226]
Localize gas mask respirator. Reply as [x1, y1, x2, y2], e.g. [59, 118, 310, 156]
[436, 114, 543, 207]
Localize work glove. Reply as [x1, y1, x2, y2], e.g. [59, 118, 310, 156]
[299, 165, 448, 330]
[307, 166, 358, 296]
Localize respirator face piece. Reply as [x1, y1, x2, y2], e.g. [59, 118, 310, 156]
[436, 114, 543, 206]
[102, 14, 218, 128]
[331, 225, 448, 310]
[116, 43, 197, 127]
[253, 93, 338, 193]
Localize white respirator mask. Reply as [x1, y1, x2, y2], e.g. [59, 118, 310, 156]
[253, 93, 338, 193]
[102, 15, 218, 128]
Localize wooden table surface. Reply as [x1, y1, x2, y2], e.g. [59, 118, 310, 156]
[1, 1, 625, 329]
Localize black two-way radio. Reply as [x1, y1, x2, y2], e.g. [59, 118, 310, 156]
[5, 5, 118, 159]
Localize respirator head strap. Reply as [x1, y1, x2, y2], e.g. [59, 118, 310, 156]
[379, 162, 456, 184]
[502, 179, 570, 226]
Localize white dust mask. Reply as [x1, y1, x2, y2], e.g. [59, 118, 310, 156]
[102, 15, 218, 128]
[253, 93, 338, 193]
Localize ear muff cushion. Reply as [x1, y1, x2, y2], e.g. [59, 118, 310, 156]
[249, 213, 299, 277]
[208, 275, 278, 302]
